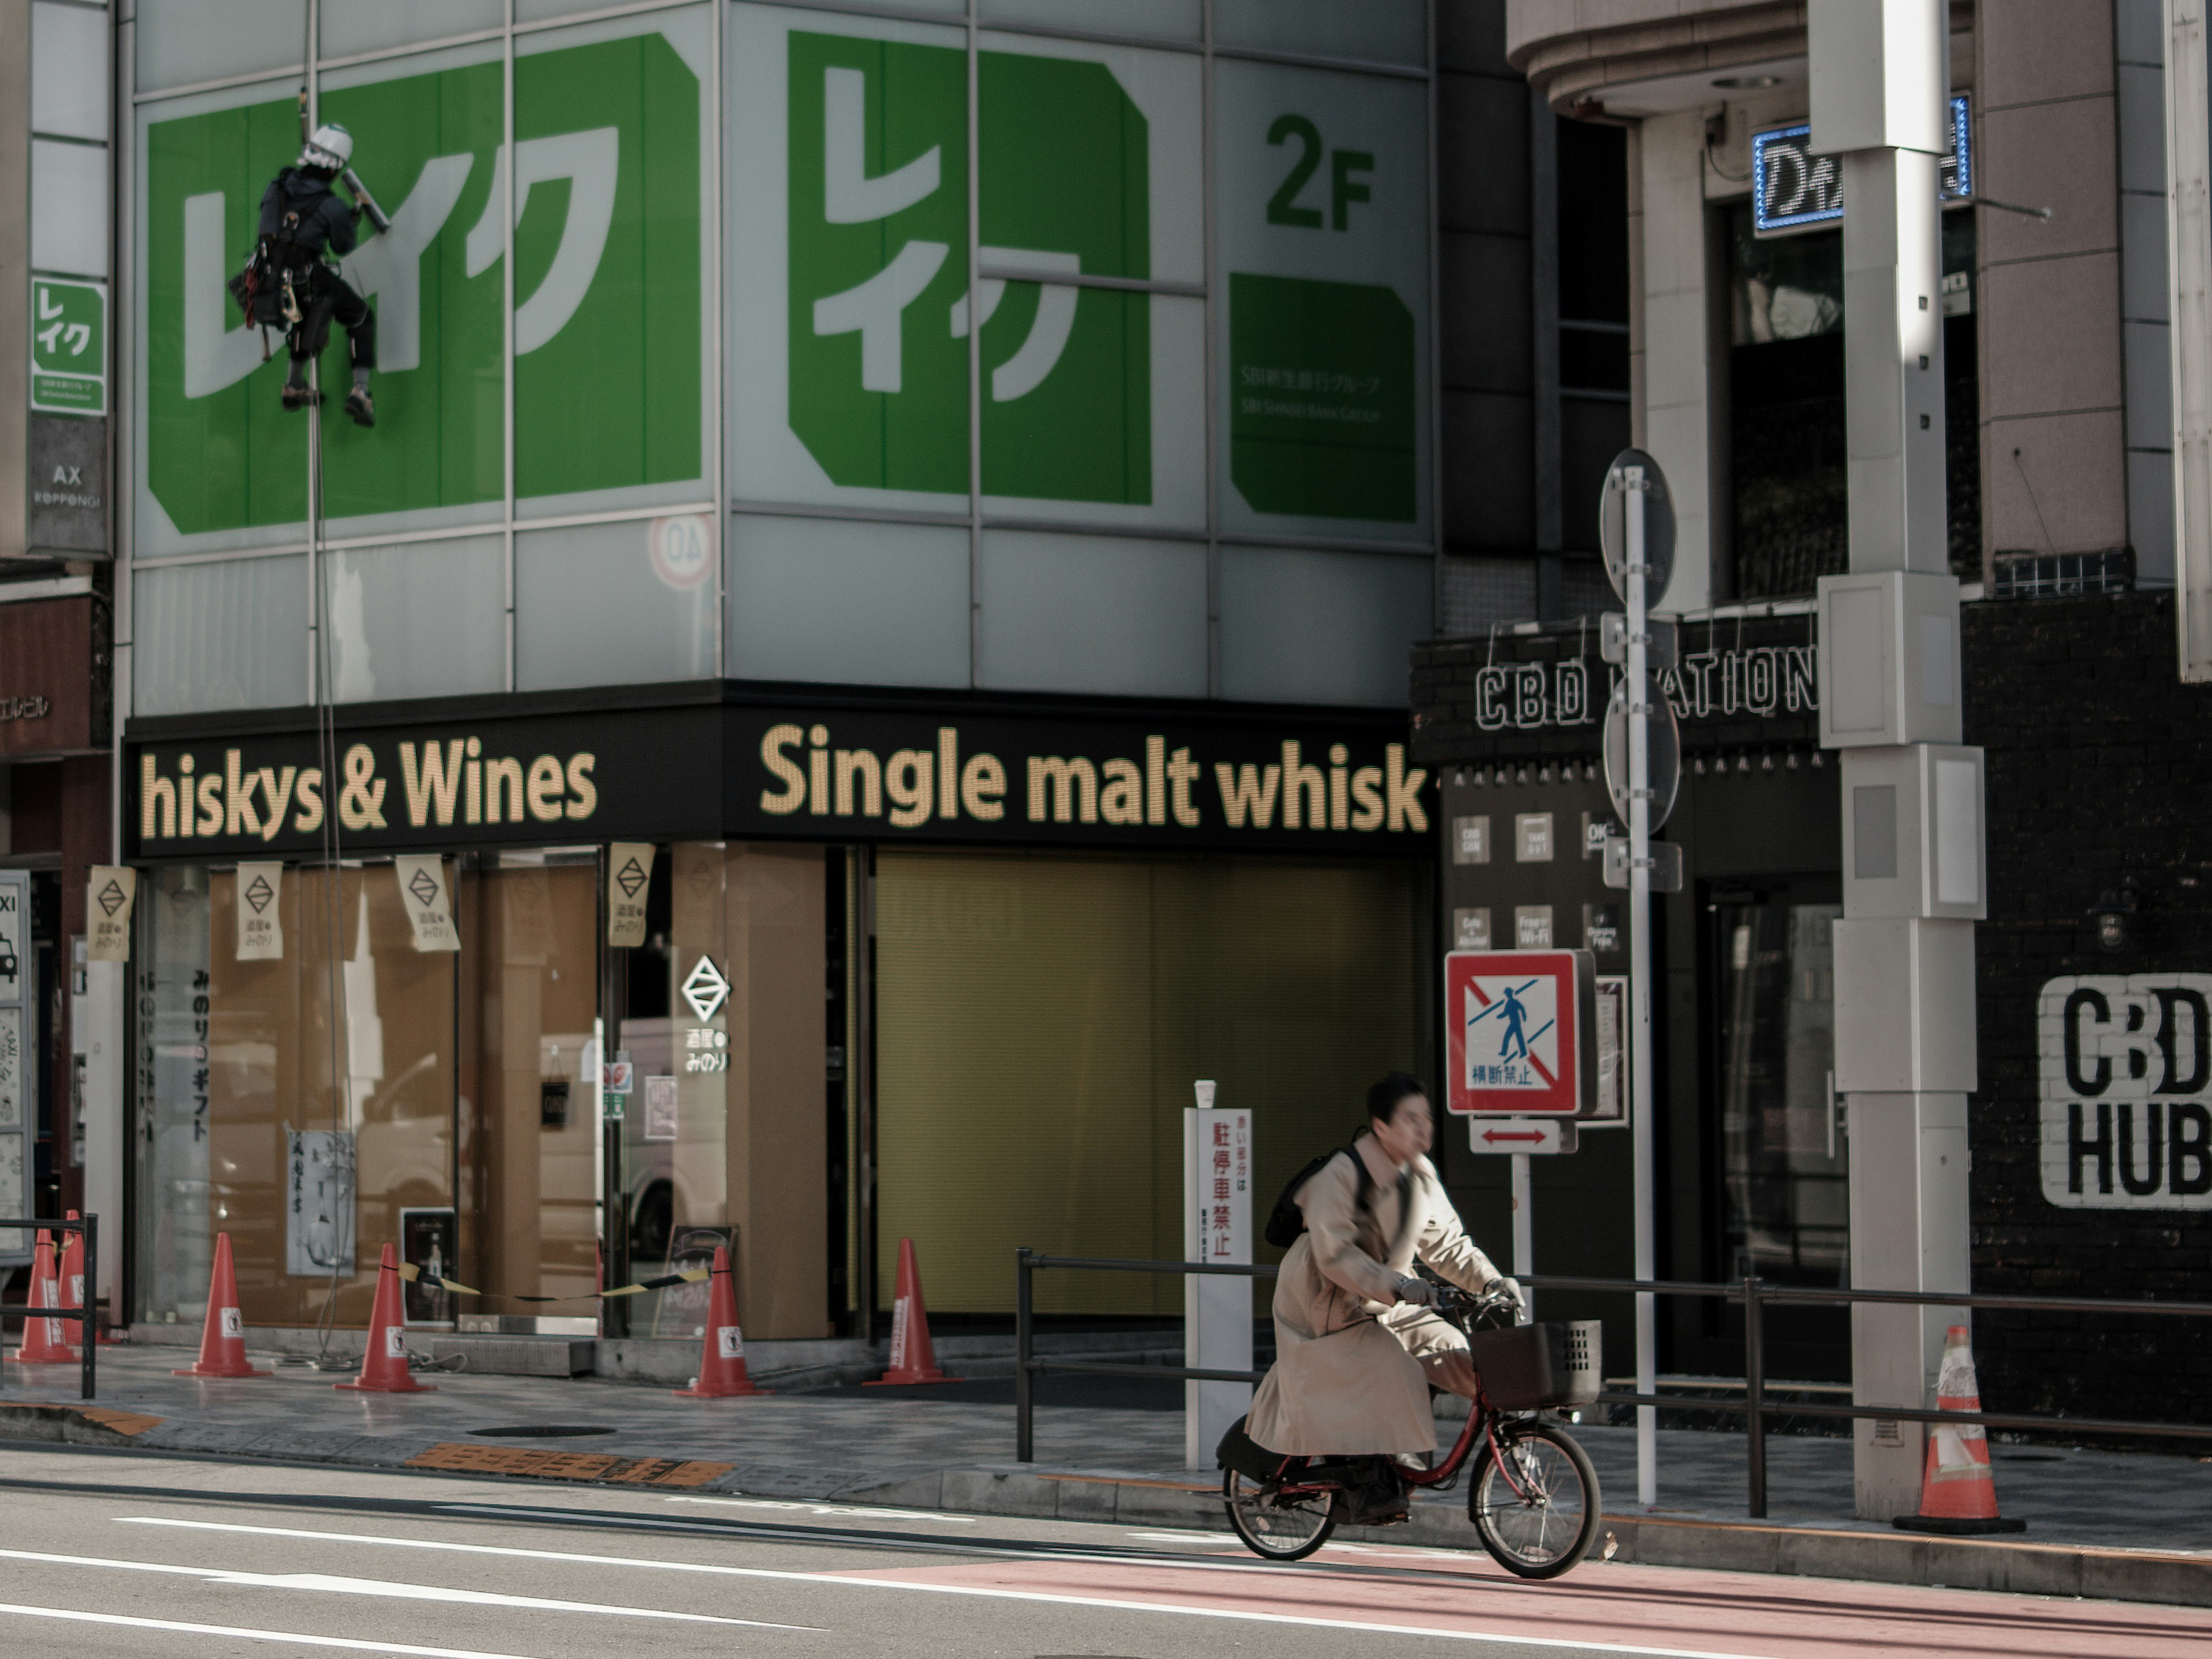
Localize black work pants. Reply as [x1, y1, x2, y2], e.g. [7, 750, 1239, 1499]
[290, 264, 376, 371]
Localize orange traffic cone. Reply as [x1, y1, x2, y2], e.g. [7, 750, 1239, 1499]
[11, 1232, 73, 1364]
[865, 1237, 953, 1385]
[173, 1232, 271, 1378]
[55, 1211, 86, 1355]
[335, 1242, 434, 1393]
[672, 1245, 768, 1398]
[1893, 1324, 2025, 1534]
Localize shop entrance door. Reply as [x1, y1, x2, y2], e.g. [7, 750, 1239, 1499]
[1705, 878, 1849, 1381]
[460, 852, 604, 1330]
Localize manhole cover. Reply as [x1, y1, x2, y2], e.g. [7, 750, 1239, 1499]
[467, 1425, 616, 1439]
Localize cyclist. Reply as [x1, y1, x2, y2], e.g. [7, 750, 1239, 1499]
[1245, 1072, 1522, 1521]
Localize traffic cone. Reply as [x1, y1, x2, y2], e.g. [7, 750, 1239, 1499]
[55, 1211, 86, 1355]
[865, 1237, 953, 1385]
[672, 1246, 768, 1398]
[173, 1232, 271, 1378]
[1893, 1324, 2026, 1534]
[335, 1242, 434, 1393]
[10, 1232, 73, 1364]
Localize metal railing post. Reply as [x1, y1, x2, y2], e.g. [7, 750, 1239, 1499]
[1744, 1274, 1765, 1519]
[81, 1215, 98, 1402]
[1014, 1246, 1034, 1464]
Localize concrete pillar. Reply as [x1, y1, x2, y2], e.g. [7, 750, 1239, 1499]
[1635, 111, 1714, 615]
[1810, 0, 1983, 1524]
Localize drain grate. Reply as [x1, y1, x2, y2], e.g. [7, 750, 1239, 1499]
[467, 1425, 617, 1439]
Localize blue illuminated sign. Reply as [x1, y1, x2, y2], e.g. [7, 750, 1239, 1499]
[1752, 95, 1972, 236]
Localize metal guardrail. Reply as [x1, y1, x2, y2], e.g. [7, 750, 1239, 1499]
[0, 1216, 100, 1402]
[1012, 1249, 2212, 1515]
[1518, 1271, 2212, 1518]
[1014, 1248, 1277, 1464]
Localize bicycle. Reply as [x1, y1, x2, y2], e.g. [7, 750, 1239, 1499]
[1221, 1283, 1603, 1580]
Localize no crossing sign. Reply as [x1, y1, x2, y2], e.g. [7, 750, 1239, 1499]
[1444, 949, 1597, 1117]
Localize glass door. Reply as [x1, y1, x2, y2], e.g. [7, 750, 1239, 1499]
[1706, 880, 1849, 1378]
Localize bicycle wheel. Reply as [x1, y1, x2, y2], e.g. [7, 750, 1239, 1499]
[1468, 1420, 1601, 1580]
[1223, 1468, 1339, 1561]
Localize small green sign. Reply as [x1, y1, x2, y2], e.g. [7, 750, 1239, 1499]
[31, 278, 107, 416]
[1228, 272, 1415, 523]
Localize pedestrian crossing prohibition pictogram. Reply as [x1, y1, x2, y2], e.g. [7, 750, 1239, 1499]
[1444, 949, 1593, 1116]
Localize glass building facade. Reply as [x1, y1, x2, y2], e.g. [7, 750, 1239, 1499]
[119, 1, 1442, 1339]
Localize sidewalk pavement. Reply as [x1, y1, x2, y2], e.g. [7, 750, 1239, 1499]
[5, 1343, 2209, 1607]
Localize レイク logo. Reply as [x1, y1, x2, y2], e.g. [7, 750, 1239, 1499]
[786, 34, 1153, 505]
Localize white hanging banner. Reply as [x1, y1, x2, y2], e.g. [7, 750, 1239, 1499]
[607, 842, 655, 948]
[86, 867, 137, 962]
[235, 862, 285, 961]
[392, 855, 460, 953]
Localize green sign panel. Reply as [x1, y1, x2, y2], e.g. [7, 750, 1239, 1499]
[785, 32, 1152, 506]
[1229, 272, 1414, 523]
[31, 278, 107, 416]
[1215, 62, 1430, 537]
[140, 27, 702, 543]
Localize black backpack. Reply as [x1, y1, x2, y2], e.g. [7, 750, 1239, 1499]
[1263, 1143, 1376, 1249]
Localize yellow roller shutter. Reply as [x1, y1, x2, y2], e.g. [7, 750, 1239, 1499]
[876, 850, 1421, 1315]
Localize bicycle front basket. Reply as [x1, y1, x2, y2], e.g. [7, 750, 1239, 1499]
[1467, 1319, 1602, 1410]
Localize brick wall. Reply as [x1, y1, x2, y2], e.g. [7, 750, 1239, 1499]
[1410, 590, 2212, 1427]
[1965, 589, 2212, 1428]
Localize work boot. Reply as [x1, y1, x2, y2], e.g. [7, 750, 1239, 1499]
[281, 381, 322, 411]
[344, 385, 374, 427]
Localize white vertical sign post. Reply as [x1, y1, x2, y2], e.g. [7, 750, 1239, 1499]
[1624, 466, 1659, 1511]
[1601, 449, 1676, 1511]
[1184, 1081, 1253, 1467]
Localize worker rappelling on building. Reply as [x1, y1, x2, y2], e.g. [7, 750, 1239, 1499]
[230, 121, 387, 427]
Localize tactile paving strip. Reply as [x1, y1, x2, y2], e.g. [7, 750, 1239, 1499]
[405, 1441, 733, 1487]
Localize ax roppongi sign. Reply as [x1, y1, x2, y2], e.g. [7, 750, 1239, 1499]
[1444, 950, 1597, 1117]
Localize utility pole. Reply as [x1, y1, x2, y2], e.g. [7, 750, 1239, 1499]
[1809, 1, 1988, 1521]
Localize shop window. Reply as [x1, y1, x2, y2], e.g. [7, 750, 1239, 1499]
[1726, 204, 1980, 596]
[132, 842, 832, 1340]
[725, 514, 970, 691]
[326, 536, 506, 704]
[514, 518, 716, 692]
[874, 850, 1423, 1316]
[133, 557, 309, 717]
[134, 862, 459, 1329]
[976, 531, 1208, 699]
[1218, 544, 1433, 707]
[1557, 118, 1633, 559]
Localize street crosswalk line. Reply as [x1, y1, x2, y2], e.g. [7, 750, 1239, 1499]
[0, 1601, 539, 1658]
[0, 1546, 820, 1630]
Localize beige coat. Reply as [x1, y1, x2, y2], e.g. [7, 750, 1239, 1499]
[1245, 1148, 1502, 1455]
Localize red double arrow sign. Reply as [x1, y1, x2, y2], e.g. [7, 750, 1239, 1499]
[1480, 1129, 1550, 1144]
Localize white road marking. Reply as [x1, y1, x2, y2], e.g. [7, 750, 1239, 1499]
[0, 1601, 539, 1658]
[120, 1517, 1783, 1657]
[0, 1546, 817, 1630]
[666, 1497, 977, 1523]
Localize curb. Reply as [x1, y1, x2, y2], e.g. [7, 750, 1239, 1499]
[816, 1464, 2212, 1609]
[4, 1413, 2203, 1608]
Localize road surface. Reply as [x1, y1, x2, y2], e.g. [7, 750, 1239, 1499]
[0, 1446, 2195, 1657]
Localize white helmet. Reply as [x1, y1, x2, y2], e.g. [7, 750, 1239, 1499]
[298, 122, 353, 171]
